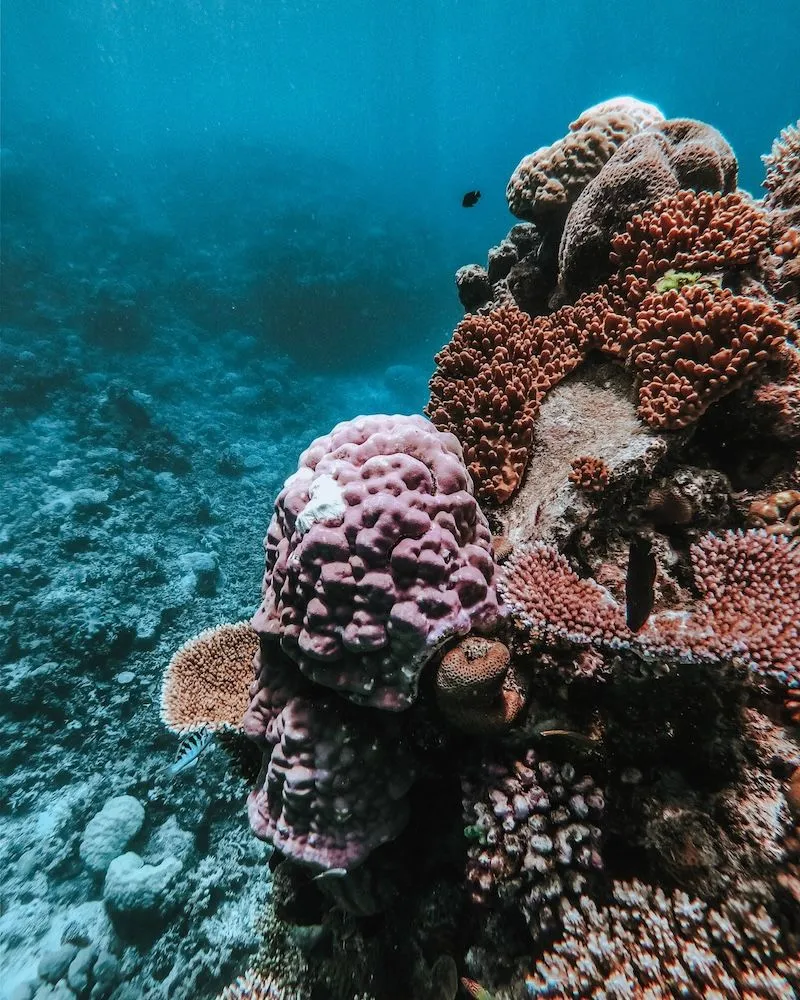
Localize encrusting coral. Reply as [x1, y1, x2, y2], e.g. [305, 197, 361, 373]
[163, 103, 800, 999]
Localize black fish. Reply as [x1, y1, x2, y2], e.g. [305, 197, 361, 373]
[462, 190, 481, 207]
[625, 535, 657, 632]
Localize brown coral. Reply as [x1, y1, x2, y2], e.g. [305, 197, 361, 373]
[435, 637, 525, 733]
[506, 97, 663, 221]
[747, 489, 800, 537]
[569, 455, 610, 493]
[160, 621, 258, 734]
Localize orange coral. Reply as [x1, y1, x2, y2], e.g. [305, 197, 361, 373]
[569, 455, 610, 493]
[426, 305, 583, 503]
[609, 190, 769, 297]
[160, 621, 258, 734]
[625, 285, 788, 429]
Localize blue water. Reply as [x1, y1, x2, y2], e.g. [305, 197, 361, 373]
[2, 2, 799, 998]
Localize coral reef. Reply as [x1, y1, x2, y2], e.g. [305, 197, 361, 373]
[152, 105, 800, 1000]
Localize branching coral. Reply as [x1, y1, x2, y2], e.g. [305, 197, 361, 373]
[463, 750, 604, 938]
[525, 880, 800, 997]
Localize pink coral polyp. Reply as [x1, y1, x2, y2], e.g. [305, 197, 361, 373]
[252, 415, 499, 711]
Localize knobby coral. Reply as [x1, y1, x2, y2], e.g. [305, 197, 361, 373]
[253, 414, 499, 710]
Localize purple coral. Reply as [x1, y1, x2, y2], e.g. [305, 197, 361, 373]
[244, 648, 415, 870]
[462, 750, 604, 938]
[252, 414, 499, 711]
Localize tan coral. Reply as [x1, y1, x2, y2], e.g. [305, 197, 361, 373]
[160, 621, 258, 734]
[506, 96, 664, 221]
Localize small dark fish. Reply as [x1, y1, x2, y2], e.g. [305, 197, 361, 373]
[625, 535, 657, 632]
[462, 190, 481, 208]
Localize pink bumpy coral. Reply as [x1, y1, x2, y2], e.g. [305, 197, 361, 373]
[247, 691, 415, 870]
[252, 415, 499, 711]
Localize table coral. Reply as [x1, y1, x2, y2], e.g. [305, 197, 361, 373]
[642, 529, 800, 689]
[252, 414, 499, 710]
[499, 543, 630, 648]
[160, 621, 259, 734]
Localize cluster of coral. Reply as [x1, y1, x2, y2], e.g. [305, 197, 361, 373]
[161, 101, 800, 998]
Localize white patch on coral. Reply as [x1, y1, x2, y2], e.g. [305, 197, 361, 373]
[296, 474, 345, 536]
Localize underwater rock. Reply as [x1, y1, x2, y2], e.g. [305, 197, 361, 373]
[102, 852, 183, 943]
[80, 796, 145, 877]
[503, 362, 671, 549]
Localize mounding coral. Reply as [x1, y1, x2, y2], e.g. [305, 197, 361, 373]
[163, 105, 800, 999]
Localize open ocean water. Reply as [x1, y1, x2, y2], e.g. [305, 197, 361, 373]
[2, 2, 800, 998]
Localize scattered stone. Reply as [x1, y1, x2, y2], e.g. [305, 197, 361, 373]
[37, 943, 79, 984]
[67, 944, 98, 994]
[80, 796, 145, 876]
